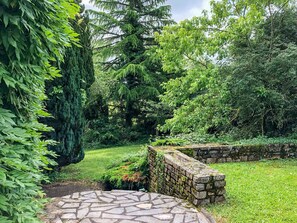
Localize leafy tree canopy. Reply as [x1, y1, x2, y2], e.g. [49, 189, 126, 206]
[157, 0, 297, 138]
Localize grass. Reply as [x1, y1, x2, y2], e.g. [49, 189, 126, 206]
[206, 159, 297, 223]
[56, 143, 297, 223]
[57, 144, 145, 181]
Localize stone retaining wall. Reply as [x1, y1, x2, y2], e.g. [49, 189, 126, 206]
[148, 146, 226, 206]
[178, 144, 297, 164]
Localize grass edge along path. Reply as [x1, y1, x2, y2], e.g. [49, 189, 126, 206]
[57, 144, 145, 181]
[206, 159, 297, 223]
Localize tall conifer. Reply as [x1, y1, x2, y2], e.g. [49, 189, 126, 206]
[90, 0, 173, 127]
[43, 1, 95, 167]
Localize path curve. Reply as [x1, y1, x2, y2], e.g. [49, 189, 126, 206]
[44, 190, 215, 223]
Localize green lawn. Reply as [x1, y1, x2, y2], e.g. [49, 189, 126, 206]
[57, 145, 297, 223]
[206, 159, 297, 223]
[57, 144, 145, 181]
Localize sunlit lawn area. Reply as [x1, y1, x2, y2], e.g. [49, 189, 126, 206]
[207, 159, 297, 223]
[57, 144, 145, 181]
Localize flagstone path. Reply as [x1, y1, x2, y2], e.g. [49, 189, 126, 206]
[44, 190, 215, 223]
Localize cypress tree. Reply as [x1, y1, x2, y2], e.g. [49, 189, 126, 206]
[43, 2, 95, 167]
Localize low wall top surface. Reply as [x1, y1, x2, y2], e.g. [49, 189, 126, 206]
[162, 149, 224, 180]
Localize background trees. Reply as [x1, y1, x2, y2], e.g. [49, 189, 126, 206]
[42, 1, 95, 168]
[0, 0, 78, 222]
[157, 0, 297, 138]
[85, 0, 173, 145]
[228, 7, 297, 137]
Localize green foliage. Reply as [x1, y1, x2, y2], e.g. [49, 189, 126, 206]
[151, 138, 188, 146]
[228, 12, 297, 137]
[102, 149, 148, 190]
[207, 160, 297, 222]
[88, 0, 174, 139]
[156, 15, 231, 134]
[42, 2, 95, 167]
[0, 0, 78, 222]
[84, 119, 149, 147]
[157, 0, 297, 139]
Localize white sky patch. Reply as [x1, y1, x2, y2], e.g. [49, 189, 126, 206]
[81, 0, 211, 21]
[172, 0, 211, 21]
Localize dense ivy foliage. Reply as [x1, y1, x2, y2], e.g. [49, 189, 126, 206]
[42, 2, 95, 167]
[85, 0, 173, 144]
[0, 0, 78, 222]
[157, 0, 297, 139]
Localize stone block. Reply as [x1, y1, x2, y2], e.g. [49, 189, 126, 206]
[226, 157, 233, 162]
[214, 174, 225, 181]
[217, 158, 226, 163]
[193, 176, 210, 184]
[207, 192, 215, 196]
[214, 180, 226, 188]
[206, 158, 215, 163]
[195, 191, 207, 199]
[215, 196, 225, 203]
[195, 198, 210, 206]
[210, 195, 215, 203]
[216, 188, 226, 195]
[195, 184, 205, 191]
[206, 183, 213, 190]
[240, 156, 248, 161]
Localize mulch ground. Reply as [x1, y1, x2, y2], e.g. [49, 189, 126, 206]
[42, 181, 105, 198]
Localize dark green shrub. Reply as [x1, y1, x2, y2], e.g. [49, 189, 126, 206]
[84, 119, 149, 148]
[0, 1, 78, 222]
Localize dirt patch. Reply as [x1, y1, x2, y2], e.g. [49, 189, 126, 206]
[42, 181, 106, 198]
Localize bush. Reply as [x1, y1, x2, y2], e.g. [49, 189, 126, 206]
[0, 1, 78, 222]
[101, 150, 149, 190]
[83, 119, 149, 148]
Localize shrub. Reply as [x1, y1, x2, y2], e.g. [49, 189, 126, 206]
[101, 150, 149, 190]
[0, 1, 78, 222]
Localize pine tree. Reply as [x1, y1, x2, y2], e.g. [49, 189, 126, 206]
[90, 0, 173, 128]
[43, 2, 95, 167]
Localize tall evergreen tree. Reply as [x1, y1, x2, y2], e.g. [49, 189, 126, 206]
[43, 1, 95, 167]
[90, 0, 173, 128]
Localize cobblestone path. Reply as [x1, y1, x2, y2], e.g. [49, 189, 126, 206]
[44, 190, 215, 223]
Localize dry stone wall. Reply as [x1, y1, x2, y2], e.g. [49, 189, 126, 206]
[178, 144, 297, 164]
[148, 143, 297, 207]
[148, 146, 226, 207]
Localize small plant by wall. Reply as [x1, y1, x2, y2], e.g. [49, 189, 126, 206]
[102, 150, 149, 190]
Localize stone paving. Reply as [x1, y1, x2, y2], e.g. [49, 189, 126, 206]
[44, 190, 215, 223]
